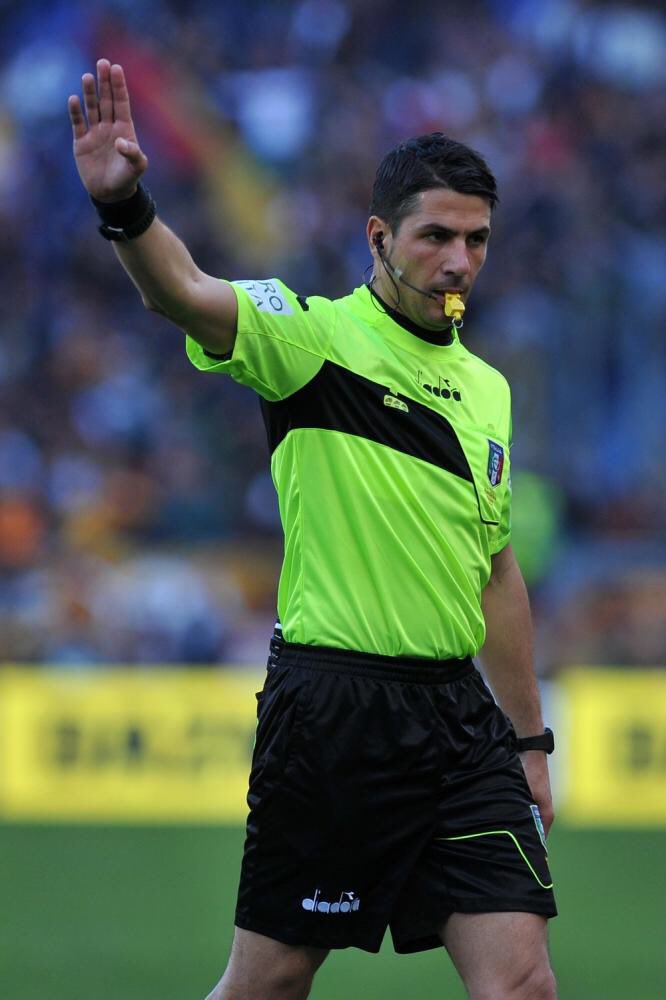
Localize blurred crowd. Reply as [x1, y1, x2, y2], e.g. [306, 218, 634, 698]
[0, 0, 664, 671]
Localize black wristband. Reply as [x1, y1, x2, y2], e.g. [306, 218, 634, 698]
[515, 728, 554, 754]
[91, 182, 156, 241]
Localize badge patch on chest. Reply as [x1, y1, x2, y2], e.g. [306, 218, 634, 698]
[384, 394, 409, 413]
[487, 440, 505, 487]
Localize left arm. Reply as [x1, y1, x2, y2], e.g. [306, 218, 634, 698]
[479, 543, 554, 835]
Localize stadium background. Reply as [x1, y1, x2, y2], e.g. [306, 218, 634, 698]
[0, 0, 664, 997]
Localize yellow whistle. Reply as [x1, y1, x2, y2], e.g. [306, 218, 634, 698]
[444, 292, 465, 322]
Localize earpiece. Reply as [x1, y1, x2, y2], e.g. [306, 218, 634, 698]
[373, 232, 384, 250]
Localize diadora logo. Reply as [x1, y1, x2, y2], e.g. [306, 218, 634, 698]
[416, 370, 462, 402]
[302, 889, 361, 914]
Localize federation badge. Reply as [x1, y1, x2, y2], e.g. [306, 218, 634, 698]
[487, 440, 505, 487]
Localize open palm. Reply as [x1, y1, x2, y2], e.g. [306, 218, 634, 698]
[68, 59, 148, 202]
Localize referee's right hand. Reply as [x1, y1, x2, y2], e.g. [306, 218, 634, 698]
[68, 59, 148, 204]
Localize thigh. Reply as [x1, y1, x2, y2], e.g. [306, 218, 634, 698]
[206, 926, 328, 1000]
[388, 675, 556, 954]
[236, 660, 438, 953]
[440, 912, 556, 999]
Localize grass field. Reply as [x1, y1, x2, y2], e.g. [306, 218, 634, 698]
[1, 823, 664, 999]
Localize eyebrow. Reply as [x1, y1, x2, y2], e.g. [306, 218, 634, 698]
[416, 223, 491, 239]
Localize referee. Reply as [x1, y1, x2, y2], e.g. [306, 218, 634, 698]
[69, 60, 557, 1000]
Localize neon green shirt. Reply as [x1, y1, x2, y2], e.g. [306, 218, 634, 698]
[186, 279, 512, 660]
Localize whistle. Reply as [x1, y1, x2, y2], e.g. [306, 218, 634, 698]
[444, 292, 465, 323]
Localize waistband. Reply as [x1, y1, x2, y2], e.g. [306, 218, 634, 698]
[268, 633, 474, 685]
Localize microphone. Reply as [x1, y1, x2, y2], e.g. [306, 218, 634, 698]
[372, 232, 465, 324]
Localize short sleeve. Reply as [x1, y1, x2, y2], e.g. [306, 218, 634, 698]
[185, 278, 336, 401]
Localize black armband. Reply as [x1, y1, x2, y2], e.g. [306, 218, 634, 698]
[91, 182, 156, 241]
[515, 728, 554, 754]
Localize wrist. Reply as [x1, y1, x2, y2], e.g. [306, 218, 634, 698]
[92, 186, 138, 204]
[91, 182, 156, 241]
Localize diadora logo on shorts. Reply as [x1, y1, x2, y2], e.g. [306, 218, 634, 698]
[415, 370, 462, 401]
[302, 889, 361, 914]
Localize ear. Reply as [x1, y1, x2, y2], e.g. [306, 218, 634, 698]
[367, 216, 391, 259]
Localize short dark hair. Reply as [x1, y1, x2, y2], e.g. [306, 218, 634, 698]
[369, 132, 498, 232]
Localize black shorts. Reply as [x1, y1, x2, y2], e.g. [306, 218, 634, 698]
[235, 635, 557, 954]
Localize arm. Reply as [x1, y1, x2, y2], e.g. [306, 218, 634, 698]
[68, 59, 236, 354]
[479, 543, 554, 835]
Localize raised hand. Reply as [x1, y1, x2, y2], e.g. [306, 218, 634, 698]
[68, 59, 148, 203]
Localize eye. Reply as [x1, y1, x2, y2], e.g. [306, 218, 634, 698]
[467, 233, 488, 247]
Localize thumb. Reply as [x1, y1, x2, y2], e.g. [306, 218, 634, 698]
[115, 137, 147, 169]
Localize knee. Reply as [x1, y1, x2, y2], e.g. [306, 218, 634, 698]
[265, 950, 317, 997]
[471, 961, 557, 1000]
[510, 962, 557, 1000]
[217, 948, 317, 1000]
[535, 966, 557, 1000]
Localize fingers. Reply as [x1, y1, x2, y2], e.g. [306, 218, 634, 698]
[110, 63, 132, 123]
[75, 61, 130, 130]
[97, 58, 113, 123]
[82, 72, 100, 126]
[68, 94, 87, 140]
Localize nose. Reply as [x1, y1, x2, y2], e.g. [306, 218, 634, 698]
[442, 238, 471, 277]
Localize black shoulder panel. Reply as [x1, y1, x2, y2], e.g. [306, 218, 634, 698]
[260, 361, 472, 482]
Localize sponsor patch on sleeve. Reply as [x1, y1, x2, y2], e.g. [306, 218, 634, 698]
[487, 439, 505, 487]
[233, 279, 293, 315]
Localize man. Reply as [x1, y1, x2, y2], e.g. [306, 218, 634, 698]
[69, 60, 557, 1000]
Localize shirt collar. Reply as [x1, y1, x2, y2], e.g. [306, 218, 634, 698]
[366, 285, 455, 346]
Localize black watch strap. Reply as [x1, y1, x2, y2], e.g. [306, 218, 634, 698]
[515, 727, 554, 754]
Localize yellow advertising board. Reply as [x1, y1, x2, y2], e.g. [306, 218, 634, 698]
[560, 668, 666, 825]
[2, 666, 665, 825]
[0, 668, 262, 822]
